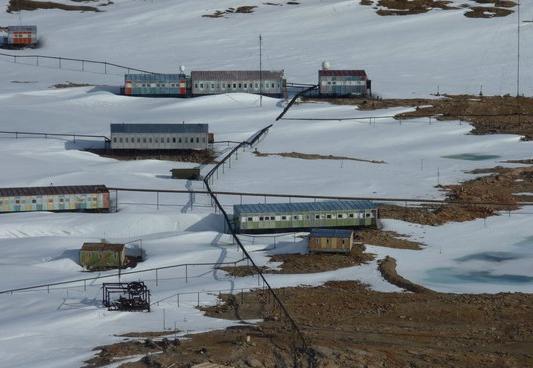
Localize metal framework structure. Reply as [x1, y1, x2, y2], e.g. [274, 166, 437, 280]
[102, 282, 150, 312]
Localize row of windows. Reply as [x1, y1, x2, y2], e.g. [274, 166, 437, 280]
[321, 81, 365, 86]
[195, 82, 279, 90]
[113, 136, 206, 144]
[132, 83, 183, 88]
[241, 212, 373, 223]
[12, 33, 33, 38]
[1, 197, 97, 205]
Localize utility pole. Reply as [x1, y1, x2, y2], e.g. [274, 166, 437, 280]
[259, 34, 263, 107]
[517, 0, 521, 97]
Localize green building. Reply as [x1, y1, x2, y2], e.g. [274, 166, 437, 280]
[233, 200, 378, 234]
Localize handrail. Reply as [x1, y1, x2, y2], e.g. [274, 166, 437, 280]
[0, 257, 247, 295]
[0, 130, 110, 142]
[0, 51, 156, 74]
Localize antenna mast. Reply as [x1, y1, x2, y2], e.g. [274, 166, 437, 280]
[259, 34, 263, 107]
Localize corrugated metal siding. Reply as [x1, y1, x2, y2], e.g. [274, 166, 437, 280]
[111, 124, 208, 134]
[234, 200, 377, 215]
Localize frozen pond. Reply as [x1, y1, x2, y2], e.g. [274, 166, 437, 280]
[441, 153, 501, 161]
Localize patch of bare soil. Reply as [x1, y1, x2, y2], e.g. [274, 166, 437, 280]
[117, 331, 178, 338]
[94, 281, 533, 368]
[356, 229, 423, 249]
[376, 164, 533, 225]
[83, 338, 170, 367]
[253, 150, 386, 164]
[7, 0, 99, 12]
[52, 82, 93, 89]
[359, 0, 515, 17]
[378, 256, 435, 293]
[376, 0, 457, 15]
[85, 149, 216, 165]
[319, 95, 533, 140]
[269, 243, 374, 274]
[217, 265, 268, 277]
[464, 6, 513, 17]
[202, 5, 257, 18]
[220, 243, 373, 276]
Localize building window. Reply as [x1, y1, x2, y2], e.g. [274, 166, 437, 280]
[255, 83, 259, 88]
[143, 138, 147, 143]
[200, 83, 204, 89]
[59, 198, 64, 202]
[194, 83, 198, 88]
[233, 83, 237, 88]
[179, 138, 182, 143]
[366, 213, 371, 218]
[211, 84, 215, 89]
[238, 83, 242, 88]
[173, 137, 176, 143]
[155, 137, 159, 143]
[149, 138, 152, 143]
[293, 215, 298, 220]
[326, 214, 332, 219]
[349, 213, 354, 218]
[15, 200, 20, 204]
[137, 138, 141, 143]
[196, 137, 199, 143]
[119, 137, 123, 143]
[184, 137, 188, 143]
[259, 217, 264, 221]
[337, 214, 343, 219]
[271, 83, 275, 88]
[125, 137, 129, 143]
[281, 215, 287, 220]
[247, 217, 253, 222]
[315, 214, 320, 219]
[32, 199, 36, 203]
[113, 137, 117, 143]
[244, 83, 247, 88]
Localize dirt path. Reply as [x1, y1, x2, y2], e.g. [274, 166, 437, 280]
[378, 256, 434, 293]
[253, 150, 386, 164]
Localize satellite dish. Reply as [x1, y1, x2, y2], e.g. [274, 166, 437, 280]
[322, 61, 331, 70]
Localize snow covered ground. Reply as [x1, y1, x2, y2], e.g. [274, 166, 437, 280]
[0, 0, 532, 97]
[1, 0, 533, 366]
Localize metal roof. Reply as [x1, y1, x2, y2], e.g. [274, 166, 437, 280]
[191, 70, 284, 81]
[319, 70, 367, 78]
[81, 243, 125, 252]
[234, 200, 376, 215]
[125, 73, 185, 82]
[111, 123, 208, 134]
[7, 26, 37, 32]
[309, 228, 353, 238]
[0, 185, 108, 197]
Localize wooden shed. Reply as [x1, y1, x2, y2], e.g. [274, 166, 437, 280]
[80, 242, 126, 271]
[308, 228, 354, 254]
[170, 167, 201, 180]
